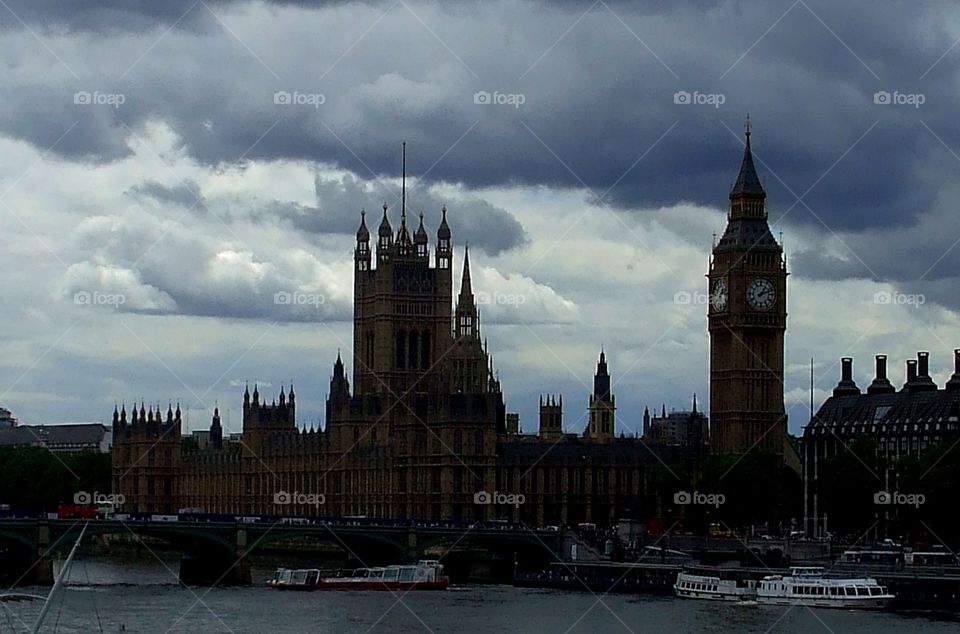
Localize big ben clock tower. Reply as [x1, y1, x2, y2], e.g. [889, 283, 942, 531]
[709, 121, 787, 455]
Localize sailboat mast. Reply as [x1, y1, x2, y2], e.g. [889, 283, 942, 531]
[32, 522, 88, 633]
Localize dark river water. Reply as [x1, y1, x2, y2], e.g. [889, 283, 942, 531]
[2, 557, 957, 633]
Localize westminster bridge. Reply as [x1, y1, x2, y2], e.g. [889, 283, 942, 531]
[0, 518, 564, 585]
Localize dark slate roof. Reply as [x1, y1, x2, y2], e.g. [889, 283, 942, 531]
[714, 218, 781, 252]
[730, 133, 765, 198]
[804, 389, 960, 438]
[0, 423, 109, 449]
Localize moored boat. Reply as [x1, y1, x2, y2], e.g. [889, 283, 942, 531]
[756, 567, 894, 609]
[674, 567, 759, 602]
[267, 560, 450, 591]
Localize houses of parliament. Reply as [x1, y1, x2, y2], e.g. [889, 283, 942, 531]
[111, 132, 786, 526]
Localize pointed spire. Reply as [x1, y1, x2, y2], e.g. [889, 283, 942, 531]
[459, 242, 473, 298]
[378, 203, 392, 237]
[397, 206, 411, 245]
[730, 116, 765, 199]
[356, 209, 369, 241]
[661, 403, 666, 418]
[414, 211, 428, 243]
[401, 141, 406, 218]
[692, 393, 697, 414]
[437, 205, 451, 241]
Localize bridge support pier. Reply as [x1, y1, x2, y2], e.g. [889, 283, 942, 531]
[406, 529, 419, 563]
[20, 523, 56, 585]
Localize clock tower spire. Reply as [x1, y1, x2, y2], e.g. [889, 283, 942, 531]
[708, 121, 788, 455]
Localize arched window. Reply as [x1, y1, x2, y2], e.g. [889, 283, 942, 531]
[420, 330, 430, 368]
[408, 330, 419, 369]
[395, 329, 407, 369]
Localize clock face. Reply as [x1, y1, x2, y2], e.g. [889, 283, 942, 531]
[747, 278, 776, 310]
[711, 279, 728, 311]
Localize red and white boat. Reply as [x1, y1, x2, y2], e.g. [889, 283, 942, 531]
[267, 560, 450, 591]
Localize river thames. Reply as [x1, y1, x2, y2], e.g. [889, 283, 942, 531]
[2, 558, 957, 633]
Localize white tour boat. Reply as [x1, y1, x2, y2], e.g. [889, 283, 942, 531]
[756, 567, 894, 609]
[674, 569, 759, 602]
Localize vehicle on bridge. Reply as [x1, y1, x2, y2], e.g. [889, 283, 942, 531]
[838, 548, 904, 568]
[267, 560, 450, 591]
[57, 504, 101, 520]
[905, 546, 960, 567]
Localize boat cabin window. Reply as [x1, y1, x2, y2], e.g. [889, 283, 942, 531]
[399, 568, 415, 582]
[370, 569, 384, 579]
[383, 569, 400, 582]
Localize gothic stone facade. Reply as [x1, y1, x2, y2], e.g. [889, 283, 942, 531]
[112, 167, 723, 526]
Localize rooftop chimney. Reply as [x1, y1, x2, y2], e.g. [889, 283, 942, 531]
[832, 357, 861, 397]
[913, 351, 938, 391]
[867, 354, 896, 394]
[903, 359, 918, 391]
[946, 349, 960, 391]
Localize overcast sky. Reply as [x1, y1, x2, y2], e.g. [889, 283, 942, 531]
[1, 0, 959, 437]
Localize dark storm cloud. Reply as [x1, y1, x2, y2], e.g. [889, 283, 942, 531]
[257, 173, 528, 255]
[0, 1, 345, 33]
[2, 1, 958, 250]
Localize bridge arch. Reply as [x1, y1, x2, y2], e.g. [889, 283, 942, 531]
[414, 531, 559, 561]
[243, 526, 407, 564]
